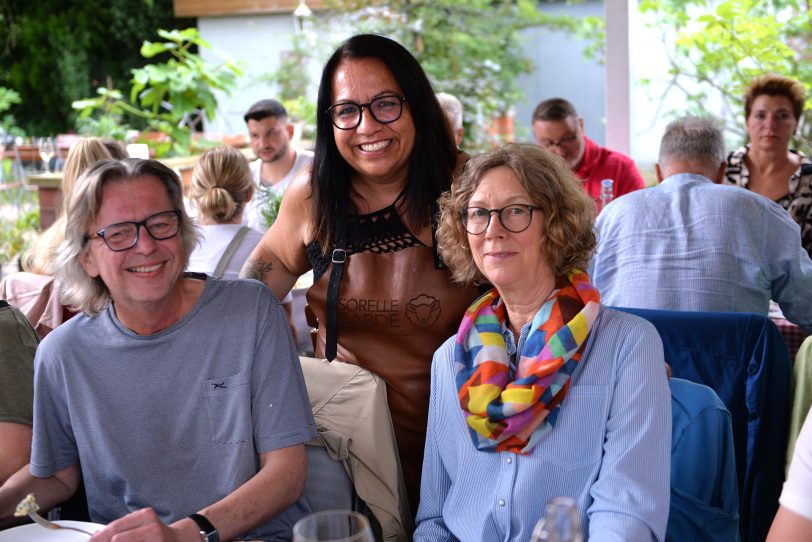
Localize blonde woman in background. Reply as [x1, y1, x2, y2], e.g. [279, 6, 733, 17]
[22, 138, 114, 275]
[1, 138, 114, 337]
[188, 146, 264, 280]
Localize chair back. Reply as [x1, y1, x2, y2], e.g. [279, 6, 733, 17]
[668, 378, 739, 542]
[613, 308, 791, 542]
[0, 272, 73, 339]
[298, 356, 413, 542]
[787, 336, 812, 469]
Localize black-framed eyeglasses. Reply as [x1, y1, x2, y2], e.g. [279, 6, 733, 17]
[461, 205, 539, 235]
[538, 134, 579, 149]
[326, 95, 407, 130]
[85, 209, 181, 252]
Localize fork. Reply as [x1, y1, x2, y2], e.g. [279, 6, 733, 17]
[25, 509, 95, 537]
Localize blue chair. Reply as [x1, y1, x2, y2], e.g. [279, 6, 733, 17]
[613, 308, 791, 542]
[668, 378, 739, 541]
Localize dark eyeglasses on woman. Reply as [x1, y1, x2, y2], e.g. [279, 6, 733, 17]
[461, 204, 539, 235]
[85, 209, 181, 252]
[326, 95, 407, 130]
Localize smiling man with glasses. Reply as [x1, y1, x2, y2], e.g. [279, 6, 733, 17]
[0, 158, 317, 541]
[531, 97, 645, 204]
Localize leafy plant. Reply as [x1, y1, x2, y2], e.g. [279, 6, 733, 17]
[261, 32, 318, 141]
[0, 86, 23, 138]
[73, 28, 244, 156]
[73, 87, 132, 141]
[0, 0, 190, 136]
[638, 0, 812, 152]
[0, 207, 39, 270]
[259, 190, 284, 230]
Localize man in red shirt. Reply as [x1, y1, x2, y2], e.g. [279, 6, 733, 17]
[532, 98, 645, 202]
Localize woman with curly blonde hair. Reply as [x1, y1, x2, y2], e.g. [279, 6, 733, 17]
[22, 138, 113, 275]
[416, 143, 671, 541]
[0, 138, 113, 337]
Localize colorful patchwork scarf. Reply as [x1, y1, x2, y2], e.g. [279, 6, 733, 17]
[454, 269, 601, 454]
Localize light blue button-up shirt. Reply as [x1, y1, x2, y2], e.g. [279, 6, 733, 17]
[590, 173, 812, 331]
[415, 307, 671, 542]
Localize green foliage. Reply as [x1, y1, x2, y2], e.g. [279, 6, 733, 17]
[261, 33, 318, 141]
[259, 190, 284, 230]
[0, 0, 192, 136]
[73, 28, 243, 157]
[639, 0, 812, 152]
[0, 86, 23, 137]
[73, 87, 133, 140]
[0, 87, 20, 112]
[0, 204, 38, 268]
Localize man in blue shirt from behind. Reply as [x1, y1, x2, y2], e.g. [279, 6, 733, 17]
[590, 115, 812, 331]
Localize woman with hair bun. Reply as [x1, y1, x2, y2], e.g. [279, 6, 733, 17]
[188, 146, 263, 279]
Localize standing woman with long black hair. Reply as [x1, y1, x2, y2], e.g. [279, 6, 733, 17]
[241, 34, 479, 512]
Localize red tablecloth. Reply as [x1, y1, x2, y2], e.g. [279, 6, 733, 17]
[772, 317, 809, 361]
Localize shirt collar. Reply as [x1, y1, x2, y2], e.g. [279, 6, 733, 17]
[575, 135, 599, 177]
[660, 172, 714, 186]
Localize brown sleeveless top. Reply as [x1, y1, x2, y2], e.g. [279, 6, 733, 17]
[306, 204, 478, 511]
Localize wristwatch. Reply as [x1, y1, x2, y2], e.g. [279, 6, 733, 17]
[188, 513, 220, 542]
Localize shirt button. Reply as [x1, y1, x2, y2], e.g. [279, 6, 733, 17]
[498, 499, 506, 507]
[506, 456, 513, 464]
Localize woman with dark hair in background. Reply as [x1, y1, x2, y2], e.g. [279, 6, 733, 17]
[725, 74, 812, 255]
[242, 33, 479, 510]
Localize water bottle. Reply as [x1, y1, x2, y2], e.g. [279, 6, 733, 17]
[599, 178, 614, 213]
[529, 497, 583, 542]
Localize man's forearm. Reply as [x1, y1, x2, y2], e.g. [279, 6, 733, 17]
[0, 422, 32, 485]
[0, 464, 80, 528]
[175, 444, 307, 540]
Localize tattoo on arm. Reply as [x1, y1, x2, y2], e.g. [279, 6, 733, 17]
[240, 256, 274, 282]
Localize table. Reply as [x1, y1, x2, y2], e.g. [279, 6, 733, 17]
[25, 173, 62, 230]
[772, 317, 809, 362]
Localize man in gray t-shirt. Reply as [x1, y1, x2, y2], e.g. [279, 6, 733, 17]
[0, 159, 316, 542]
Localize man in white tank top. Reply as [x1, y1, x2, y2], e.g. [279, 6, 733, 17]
[242, 99, 314, 231]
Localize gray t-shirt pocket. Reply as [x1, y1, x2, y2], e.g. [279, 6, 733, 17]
[203, 370, 252, 444]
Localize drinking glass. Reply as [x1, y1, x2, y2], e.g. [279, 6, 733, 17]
[292, 510, 375, 542]
[529, 496, 583, 542]
[37, 137, 55, 173]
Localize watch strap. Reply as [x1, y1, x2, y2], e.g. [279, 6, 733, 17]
[188, 513, 219, 542]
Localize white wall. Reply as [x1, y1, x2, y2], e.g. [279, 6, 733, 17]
[197, 14, 320, 136]
[516, 1, 607, 146]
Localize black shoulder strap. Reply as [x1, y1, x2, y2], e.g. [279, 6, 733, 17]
[324, 210, 348, 361]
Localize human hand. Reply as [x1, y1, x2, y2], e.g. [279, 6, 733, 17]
[89, 507, 197, 542]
